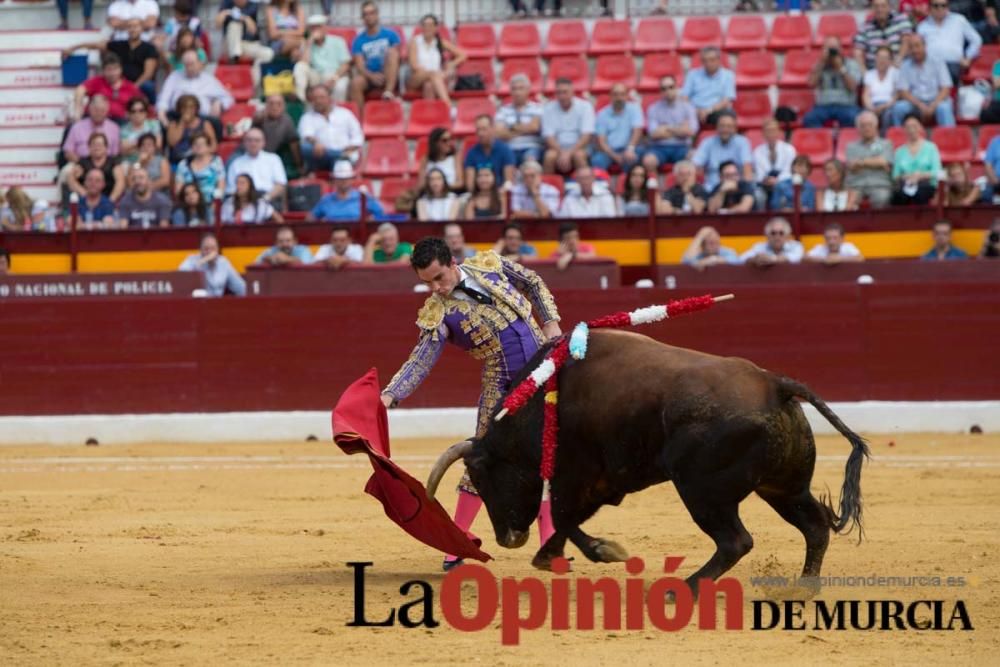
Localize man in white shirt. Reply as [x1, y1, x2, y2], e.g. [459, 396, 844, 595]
[510, 160, 560, 219]
[557, 167, 618, 218]
[226, 128, 288, 204]
[805, 222, 864, 264]
[297, 83, 364, 173]
[106, 0, 159, 41]
[157, 50, 235, 123]
[313, 226, 364, 269]
[752, 119, 796, 209]
[918, 1, 982, 84]
[741, 217, 805, 266]
[541, 78, 595, 175]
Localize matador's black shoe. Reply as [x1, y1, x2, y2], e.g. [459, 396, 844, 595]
[442, 558, 464, 572]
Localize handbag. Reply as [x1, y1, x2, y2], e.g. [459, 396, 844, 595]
[957, 82, 989, 121]
[288, 182, 324, 212]
[262, 71, 295, 97]
[454, 74, 485, 91]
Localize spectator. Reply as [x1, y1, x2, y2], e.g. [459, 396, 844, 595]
[167, 29, 208, 72]
[495, 75, 546, 165]
[314, 226, 365, 269]
[550, 221, 597, 271]
[163, 0, 202, 53]
[444, 223, 475, 262]
[493, 222, 537, 262]
[72, 54, 141, 122]
[297, 84, 362, 173]
[266, 0, 305, 58]
[127, 133, 170, 193]
[853, 0, 914, 69]
[708, 160, 755, 214]
[418, 127, 463, 191]
[221, 174, 282, 224]
[979, 218, 1000, 258]
[662, 160, 708, 214]
[172, 183, 212, 227]
[256, 225, 313, 266]
[157, 49, 235, 127]
[406, 14, 466, 106]
[294, 15, 352, 102]
[984, 132, 1000, 197]
[77, 169, 117, 229]
[944, 162, 983, 205]
[509, 0, 565, 16]
[952, 0, 1000, 43]
[681, 226, 740, 269]
[416, 168, 459, 221]
[120, 97, 162, 157]
[117, 167, 172, 228]
[558, 166, 617, 218]
[590, 83, 644, 172]
[176, 133, 226, 204]
[921, 219, 969, 259]
[845, 111, 895, 209]
[57, 0, 94, 31]
[0, 187, 55, 232]
[62, 95, 121, 163]
[741, 217, 805, 266]
[804, 36, 863, 128]
[681, 47, 736, 126]
[641, 74, 698, 173]
[106, 0, 158, 42]
[166, 94, 219, 165]
[816, 159, 854, 212]
[901, 0, 931, 27]
[862, 46, 900, 126]
[307, 161, 385, 221]
[253, 94, 303, 177]
[892, 114, 943, 205]
[463, 167, 506, 219]
[619, 164, 653, 217]
[771, 155, 817, 211]
[66, 133, 126, 202]
[349, 1, 401, 115]
[0, 248, 9, 274]
[541, 78, 595, 175]
[464, 115, 516, 188]
[890, 35, 956, 127]
[67, 19, 159, 102]
[364, 222, 412, 265]
[917, 1, 982, 84]
[691, 111, 753, 191]
[805, 222, 864, 264]
[216, 0, 274, 67]
[510, 160, 560, 219]
[226, 129, 288, 205]
[179, 233, 247, 297]
[981, 54, 1000, 124]
[753, 118, 796, 208]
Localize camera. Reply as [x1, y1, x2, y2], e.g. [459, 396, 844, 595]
[989, 231, 1000, 244]
[827, 47, 840, 59]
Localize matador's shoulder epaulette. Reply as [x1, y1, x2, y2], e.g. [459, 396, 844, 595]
[462, 250, 503, 273]
[416, 295, 446, 331]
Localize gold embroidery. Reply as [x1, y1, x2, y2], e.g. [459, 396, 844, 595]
[463, 249, 502, 273]
[416, 296, 445, 334]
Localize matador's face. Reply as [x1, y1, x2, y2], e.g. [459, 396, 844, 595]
[415, 259, 461, 298]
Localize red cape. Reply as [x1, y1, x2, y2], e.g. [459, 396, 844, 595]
[332, 369, 491, 562]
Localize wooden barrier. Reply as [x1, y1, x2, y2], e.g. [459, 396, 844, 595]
[0, 271, 203, 300]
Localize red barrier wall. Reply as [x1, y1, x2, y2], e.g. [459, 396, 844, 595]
[1, 283, 997, 416]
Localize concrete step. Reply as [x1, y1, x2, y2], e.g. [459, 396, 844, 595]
[0, 30, 101, 51]
[0, 51, 63, 69]
[0, 164, 59, 185]
[0, 86, 73, 105]
[0, 68, 63, 87]
[0, 125, 65, 145]
[0, 146, 60, 163]
[0, 105, 67, 126]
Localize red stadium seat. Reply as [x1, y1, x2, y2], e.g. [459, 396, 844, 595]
[362, 100, 405, 138]
[690, 50, 732, 70]
[455, 23, 496, 59]
[589, 20, 633, 56]
[221, 103, 256, 138]
[776, 89, 815, 128]
[453, 59, 496, 97]
[592, 54, 637, 93]
[781, 49, 823, 88]
[931, 126, 975, 162]
[791, 128, 835, 162]
[453, 97, 496, 137]
[387, 26, 407, 56]
[732, 90, 773, 129]
[217, 140, 240, 164]
[964, 45, 1000, 83]
[409, 24, 452, 45]
[835, 128, 860, 161]
[724, 16, 767, 51]
[379, 176, 419, 213]
[327, 27, 357, 48]
[638, 52, 684, 91]
[744, 129, 765, 148]
[634, 18, 677, 54]
[977, 125, 1000, 159]
[678, 17, 722, 53]
[541, 174, 565, 196]
[499, 57, 543, 94]
[769, 15, 812, 51]
[339, 101, 360, 120]
[544, 21, 588, 58]
[214, 65, 254, 102]
[886, 126, 907, 148]
[361, 138, 411, 177]
[735, 50, 777, 88]
[406, 99, 451, 138]
[544, 56, 591, 94]
[498, 23, 541, 59]
[814, 13, 858, 48]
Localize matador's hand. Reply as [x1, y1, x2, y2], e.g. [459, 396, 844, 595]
[542, 320, 562, 340]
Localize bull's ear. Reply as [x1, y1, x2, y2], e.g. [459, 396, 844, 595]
[426, 439, 474, 500]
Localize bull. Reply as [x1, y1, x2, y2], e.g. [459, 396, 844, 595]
[426, 329, 869, 593]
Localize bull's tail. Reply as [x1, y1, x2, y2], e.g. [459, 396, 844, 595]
[777, 376, 870, 541]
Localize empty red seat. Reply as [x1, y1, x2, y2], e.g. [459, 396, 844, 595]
[453, 97, 496, 137]
[781, 49, 823, 88]
[498, 23, 541, 59]
[221, 102, 256, 138]
[499, 57, 543, 94]
[814, 13, 858, 49]
[361, 138, 410, 177]
[589, 20, 633, 56]
[214, 65, 254, 102]
[379, 176, 418, 213]
[638, 52, 684, 91]
[791, 128, 835, 162]
[362, 100, 405, 138]
[725, 16, 767, 51]
[886, 126, 907, 148]
[634, 18, 677, 54]
[732, 90, 773, 129]
[678, 17, 722, 53]
[592, 54, 637, 93]
[835, 128, 860, 161]
[776, 89, 815, 127]
[931, 126, 975, 162]
[977, 125, 1000, 158]
[406, 99, 451, 138]
[456, 23, 496, 59]
[544, 56, 590, 94]
[544, 21, 587, 58]
[769, 15, 812, 51]
[453, 59, 496, 97]
[735, 51, 777, 88]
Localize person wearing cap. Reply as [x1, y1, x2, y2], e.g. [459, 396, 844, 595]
[294, 15, 352, 102]
[297, 83, 364, 173]
[306, 161, 385, 221]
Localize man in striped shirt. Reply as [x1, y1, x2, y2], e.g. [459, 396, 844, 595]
[854, 0, 915, 69]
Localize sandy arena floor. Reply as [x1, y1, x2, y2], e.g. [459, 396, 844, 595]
[1, 433, 999, 665]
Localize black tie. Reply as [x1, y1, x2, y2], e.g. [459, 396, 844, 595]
[455, 281, 493, 306]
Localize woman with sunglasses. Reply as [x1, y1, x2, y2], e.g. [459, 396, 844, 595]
[416, 126, 464, 191]
[120, 97, 163, 158]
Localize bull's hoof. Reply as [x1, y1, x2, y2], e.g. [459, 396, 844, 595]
[593, 540, 629, 563]
[532, 552, 555, 571]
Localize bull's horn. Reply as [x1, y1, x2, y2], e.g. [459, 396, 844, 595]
[426, 440, 474, 500]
